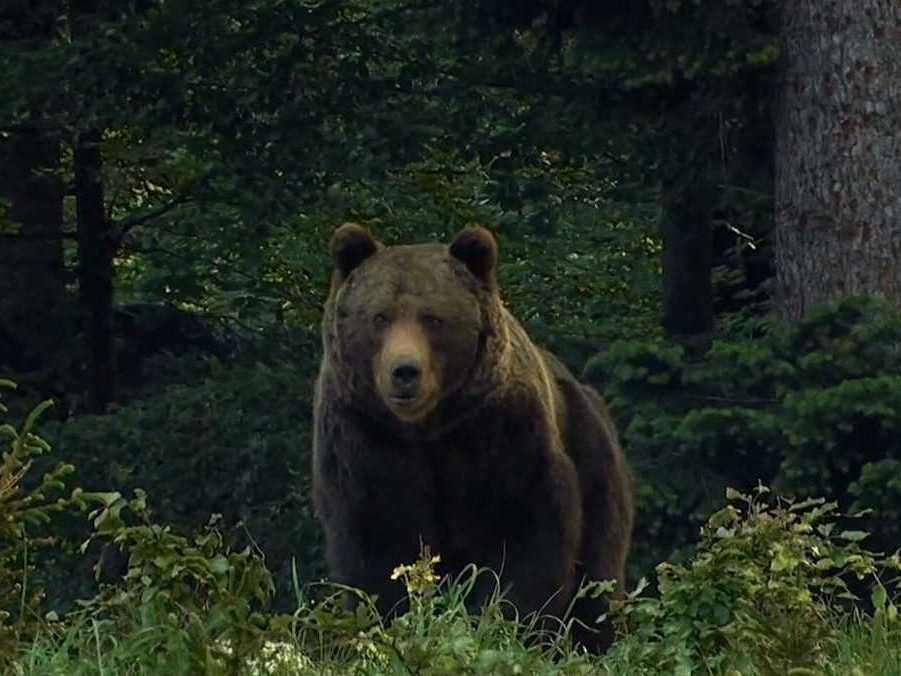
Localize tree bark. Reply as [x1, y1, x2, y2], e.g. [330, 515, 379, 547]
[774, 0, 901, 320]
[69, 0, 117, 408]
[660, 179, 716, 338]
[75, 129, 116, 408]
[0, 2, 66, 372]
[0, 130, 66, 371]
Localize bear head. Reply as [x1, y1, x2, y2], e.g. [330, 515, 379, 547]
[324, 223, 503, 425]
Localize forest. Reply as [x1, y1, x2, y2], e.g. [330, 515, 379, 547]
[2, 0, 900, 673]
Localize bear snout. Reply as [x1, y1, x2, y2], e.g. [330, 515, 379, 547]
[374, 320, 439, 421]
[391, 359, 422, 396]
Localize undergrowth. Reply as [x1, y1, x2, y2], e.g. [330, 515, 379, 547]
[2, 380, 900, 675]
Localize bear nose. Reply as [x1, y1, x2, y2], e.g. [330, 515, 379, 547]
[391, 360, 422, 392]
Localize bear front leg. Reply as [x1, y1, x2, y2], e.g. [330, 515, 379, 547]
[316, 493, 414, 615]
[494, 450, 583, 620]
[313, 415, 442, 616]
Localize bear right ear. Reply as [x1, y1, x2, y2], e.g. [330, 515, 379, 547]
[330, 223, 380, 283]
[450, 226, 498, 287]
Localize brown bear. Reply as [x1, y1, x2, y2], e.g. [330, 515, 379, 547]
[312, 223, 634, 651]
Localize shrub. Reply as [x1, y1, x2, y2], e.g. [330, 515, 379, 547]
[63, 489, 275, 674]
[611, 485, 901, 675]
[40, 355, 324, 612]
[583, 296, 901, 579]
[0, 380, 74, 668]
[285, 551, 602, 675]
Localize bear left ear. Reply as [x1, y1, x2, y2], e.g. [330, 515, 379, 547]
[331, 222, 381, 283]
[450, 226, 498, 286]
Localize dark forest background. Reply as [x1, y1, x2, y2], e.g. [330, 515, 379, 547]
[2, 0, 900, 650]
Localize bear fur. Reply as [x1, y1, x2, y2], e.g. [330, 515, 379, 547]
[312, 223, 634, 651]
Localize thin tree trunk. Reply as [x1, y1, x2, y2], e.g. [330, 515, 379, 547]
[774, 0, 901, 320]
[70, 0, 117, 408]
[74, 129, 116, 408]
[655, 81, 723, 340]
[660, 166, 717, 338]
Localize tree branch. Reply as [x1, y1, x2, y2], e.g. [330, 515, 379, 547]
[686, 394, 777, 408]
[114, 195, 192, 233]
[0, 231, 77, 241]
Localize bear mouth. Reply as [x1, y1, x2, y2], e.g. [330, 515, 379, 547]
[387, 393, 432, 421]
[389, 394, 419, 408]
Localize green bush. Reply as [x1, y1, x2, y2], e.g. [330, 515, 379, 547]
[0, 377, 290, 674]
[583, 296, 901, 578]
[0, 380, 74, 667]
[609, 485, 901, 675]
[62, 489, 275, 674]
[8, 467, 901, 674]
[282, 552, 604, 675]
[39, 353, 324, 613]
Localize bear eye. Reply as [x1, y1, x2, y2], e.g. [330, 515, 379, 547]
[373, 313, 389, 327]
[423, 314, 444, 328]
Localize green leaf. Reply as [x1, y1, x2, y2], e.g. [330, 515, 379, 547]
[22, 399, 54, 434]
[725, 487, 746, 501]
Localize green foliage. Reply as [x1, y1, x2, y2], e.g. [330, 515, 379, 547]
[276, 553, 603, 675]
[584, 296, 901, 579]
[0, 378, 286, 674]
[3, 0, 672, 333]
[610, 485, 901, 676]
[63, 489, 275, 674]
[0, 381, 73, 667]
[12, 485, 901, 674]
[314, 150, 661, 344]
[40, 353, 324, 611]
[849, 460, 901, 532]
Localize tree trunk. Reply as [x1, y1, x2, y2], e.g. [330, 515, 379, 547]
[655, 78, 724, 340]
[0, 130, 66, 371]
[0, 3, 66, 373]
[774, 0, 901, 320]
[74, 129, 116, 408]
[70, 0, 117, 409]
[660, 167, 717, 338]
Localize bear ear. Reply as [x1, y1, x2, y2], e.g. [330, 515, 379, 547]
[449, 226, 498, 286]
[330, 223, 381, 281]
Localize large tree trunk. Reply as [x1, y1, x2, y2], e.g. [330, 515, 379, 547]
[74, 129, 116, 409]
[0, 3, 66, 373]
[0, 130, 66, 371]
[774, 1, 901, 320]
